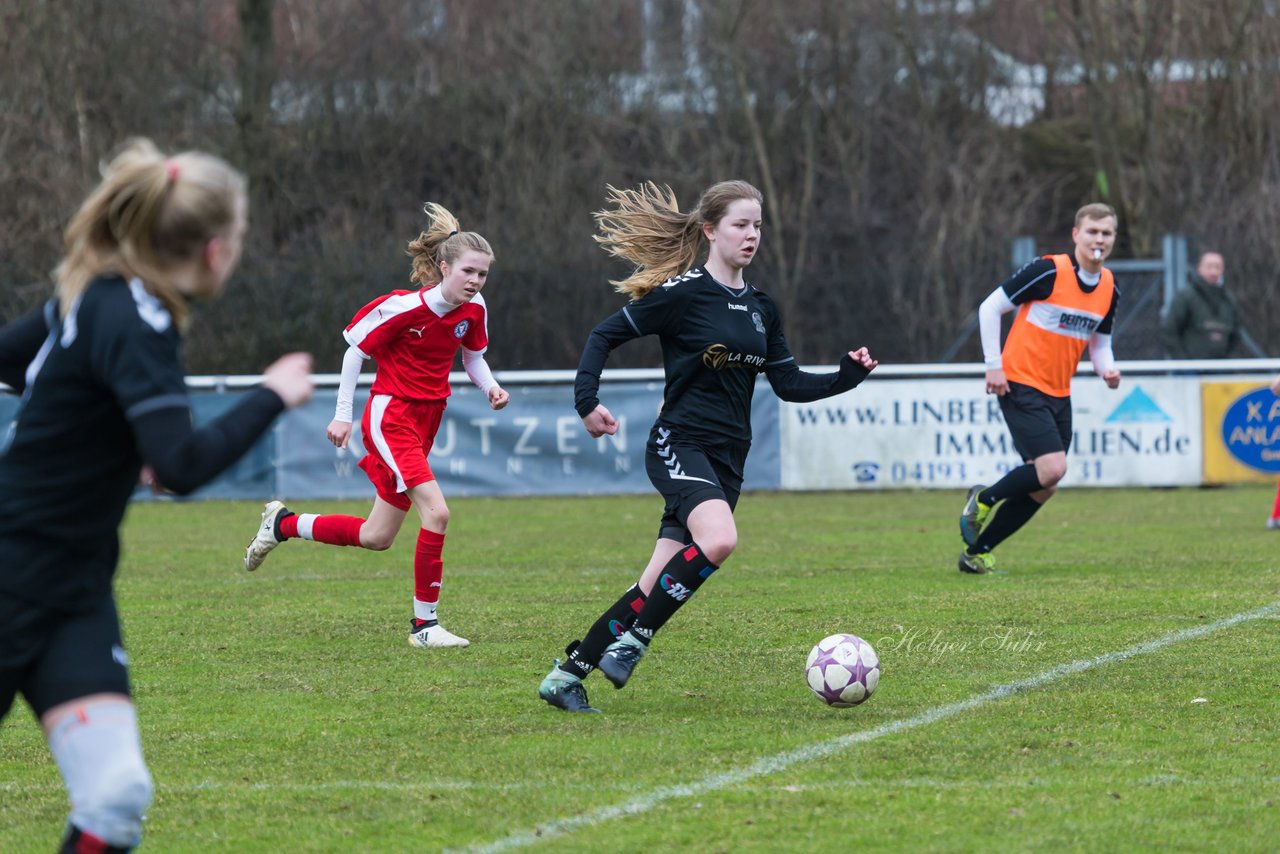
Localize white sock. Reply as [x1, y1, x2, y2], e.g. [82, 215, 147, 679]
[295, 514, 320, 540]
[413, 598, 438, 622]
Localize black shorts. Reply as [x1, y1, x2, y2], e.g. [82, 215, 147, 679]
[999, 381, 1073, 462]
[0, 591, 131, 721]
[644, 423, 747, 542]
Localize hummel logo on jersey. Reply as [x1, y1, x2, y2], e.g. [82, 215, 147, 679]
[408, 327, 426, 337]
[661, 269, 705, 288]
[727, 302, 747, 311]
[654, 427, 713, 485]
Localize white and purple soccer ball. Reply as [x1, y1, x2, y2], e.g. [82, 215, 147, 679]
[805, 633, 880, 707]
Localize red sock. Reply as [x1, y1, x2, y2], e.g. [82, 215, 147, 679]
[63, 826, 129, 853]
[1272, 482, 1280, 519]
[415, 529, 445, 604]
[308, 514, 366, 547]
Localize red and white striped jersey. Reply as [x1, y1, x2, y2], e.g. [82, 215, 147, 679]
[343, 286, 489, 401]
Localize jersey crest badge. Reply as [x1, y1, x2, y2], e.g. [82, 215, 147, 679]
[751, 311, 765, 334]
[453, 320, 470, 339]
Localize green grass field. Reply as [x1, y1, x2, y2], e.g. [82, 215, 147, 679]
[3, 487, 1279, 852]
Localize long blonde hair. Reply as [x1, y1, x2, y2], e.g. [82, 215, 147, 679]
[593, 180, 764, 300]
[55, 138, 246, 327]
[406, 203, 494, 287]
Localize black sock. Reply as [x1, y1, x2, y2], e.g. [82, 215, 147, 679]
[969, 493, 1044, 554]
[561, 584, 647, 678]
[979, 463, 1043, 506]
[274, 510, 295, 540]
[630, 543, 717, 645]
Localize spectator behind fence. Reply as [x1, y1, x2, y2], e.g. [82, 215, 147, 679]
[1161, 251, 1242, 359]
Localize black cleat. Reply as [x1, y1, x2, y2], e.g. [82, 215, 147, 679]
[959, 485, 992, 547]
[598, 633, 647, 689]
[957, 550, 996, 574]
[539, 662, 601, 713]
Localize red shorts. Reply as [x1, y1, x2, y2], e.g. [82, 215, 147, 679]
[359, 395, 446, 511]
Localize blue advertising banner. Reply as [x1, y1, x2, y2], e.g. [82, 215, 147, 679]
[279, 378, 780, 499]
[1201, 380, 1280, 482]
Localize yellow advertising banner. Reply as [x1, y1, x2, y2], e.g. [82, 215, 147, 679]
[1201, 381, 1280, 484]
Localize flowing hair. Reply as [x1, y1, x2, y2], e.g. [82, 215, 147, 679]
[55, 138, 246, 328]
[406, 203, 494, 287]
[593, 179, 763, 300]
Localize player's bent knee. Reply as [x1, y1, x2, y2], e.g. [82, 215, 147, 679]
[699, 535, 737, 566]
[1037, 459, 1068, 486]
[422, 507, 450, 532]
[362, 532, 396, 551]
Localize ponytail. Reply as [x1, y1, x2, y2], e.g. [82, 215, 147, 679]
[55, 138, 246, 327]
[407, 202, 493, 287]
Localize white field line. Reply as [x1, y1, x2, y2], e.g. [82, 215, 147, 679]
[456, 600, 1280, 854]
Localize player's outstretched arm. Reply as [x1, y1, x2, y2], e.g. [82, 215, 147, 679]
[134, 353, 313, 495]
[766, 349, 875, 403]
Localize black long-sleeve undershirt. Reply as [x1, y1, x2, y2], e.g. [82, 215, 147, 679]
[574, 311, 635, 417]
[766, 352, 869, 403]
[130, 387, 284, 495]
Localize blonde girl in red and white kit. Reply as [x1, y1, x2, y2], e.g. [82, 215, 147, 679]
[244, 203, 509, 648]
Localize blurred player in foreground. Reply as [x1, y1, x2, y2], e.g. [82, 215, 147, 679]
[0, 139, 313, 851]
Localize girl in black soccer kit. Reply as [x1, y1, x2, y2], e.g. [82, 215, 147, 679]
[538, 180, 878, 713]
[0, 139, 313, 852]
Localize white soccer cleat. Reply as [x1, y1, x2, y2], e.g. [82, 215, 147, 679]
[244, 500, 288, 571]
[408, 620, 471, 648]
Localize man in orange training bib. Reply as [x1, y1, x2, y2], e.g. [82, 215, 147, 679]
[957, 203, 1123, 574]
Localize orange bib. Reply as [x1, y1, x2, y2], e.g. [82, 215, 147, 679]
[1002, 254, 1114, 397]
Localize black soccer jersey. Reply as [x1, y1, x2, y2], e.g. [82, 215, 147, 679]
[575, 266, 869, 444]
[0, 276, 284, 610]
